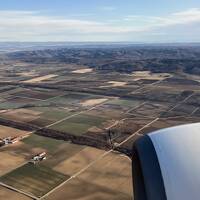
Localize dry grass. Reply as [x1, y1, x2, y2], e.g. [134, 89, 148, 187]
[0, 125, 28, 138]
[108, 81, 127, 87]
[132, 71, 170, 81]
[17, 71, 37, 77]
[0, 186, 32, 200]
[0, 152, 26, 176]
[87, 126, 103, 133]
[45, 177, 131, 200]
[72, 68, 93, 74]
[46, 152, 133, 200]
[100, 81, 127, 88]
[54, 147, 105, 176]
[80, 98, 108, 106]
[79, 152, 132, 195]
[0, 110, 8, 114]
[0, 109, 41, 122]
[22, 74, 58, 83]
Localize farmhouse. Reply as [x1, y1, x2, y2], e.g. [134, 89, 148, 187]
[0, 136, 20, 146]
[30, 152, 47, 164]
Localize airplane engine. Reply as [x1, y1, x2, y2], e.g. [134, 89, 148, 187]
[132, 123, 200, 200]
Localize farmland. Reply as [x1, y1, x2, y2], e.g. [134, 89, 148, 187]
[0, 44, 200, 199]
[0, 164, 68, 197]
[51, 113, 109, 135]
[0, 185, 31, 200]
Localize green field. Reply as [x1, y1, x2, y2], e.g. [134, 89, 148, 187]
[0, 164, 68, 197]
[29, 117, 55, 127]
[2, 87, 24, 95]
[23, 134, 66, 154]
[0, 86, 16, 93]
[22, 134, 85, 167]
[47, 92, 104, 107]
[107, 99, 142, 107]
[29, 107, 76, 127]
[67, 114, 107, 126]
[0, 101, 25, 109]
[31, 107, 73, 119]
[51, 113, 107, 135]
[41, 109, 72, 120]
[63, 92, 91, 100]
[48, 92, 90, 105]
[51, 122, 91, 135]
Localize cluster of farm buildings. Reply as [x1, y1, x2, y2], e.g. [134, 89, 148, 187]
[0, 135, 47, 164]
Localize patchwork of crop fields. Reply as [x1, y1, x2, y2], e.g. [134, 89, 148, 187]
[0, 164, 68, 197]
[0, 56, 200, 200]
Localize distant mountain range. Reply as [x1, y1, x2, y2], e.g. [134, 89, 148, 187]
[1, 43, 200, 75]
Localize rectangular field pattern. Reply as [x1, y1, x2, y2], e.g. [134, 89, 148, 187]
[0, 164, 69, 198]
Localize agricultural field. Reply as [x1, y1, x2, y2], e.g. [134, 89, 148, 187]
[0, 45, 200, 200]
[0, 125, 28, 138]
[0, 151, 26, 176]
[44, 152, 132, 200]
[0, 185, 31, 200]
[50, 113, 109, 135]
[54, 147, 105, 176]
[0, 164, 68, 197]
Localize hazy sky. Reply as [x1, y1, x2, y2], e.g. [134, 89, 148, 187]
[0, 0, 200, 42]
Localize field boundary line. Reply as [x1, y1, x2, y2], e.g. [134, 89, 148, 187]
[105, 120, 120, 130]
[131, 77, 169, 94]
[0, 161, 28, 178]
[45, 98, 111, 128]
[0, 182, 39, 200]
[168, 93, 195, 112]
[136, 93, 197, 137]
[125, 102, 147, 114]
[119, 118, 159, 143]
[11, 95, 44, 102]
[39, 117, 159, 199]
[105, 101, 148, 130]
[39, 150, 112, 199]
[190, 107, 199, 116]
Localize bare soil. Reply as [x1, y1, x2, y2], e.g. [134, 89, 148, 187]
[22, 74, 58, 83]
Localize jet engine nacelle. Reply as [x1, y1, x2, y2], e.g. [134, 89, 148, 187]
[132, 123, 200, 200]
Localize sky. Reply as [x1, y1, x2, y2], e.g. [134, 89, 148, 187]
[0, 0, 200, 42]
